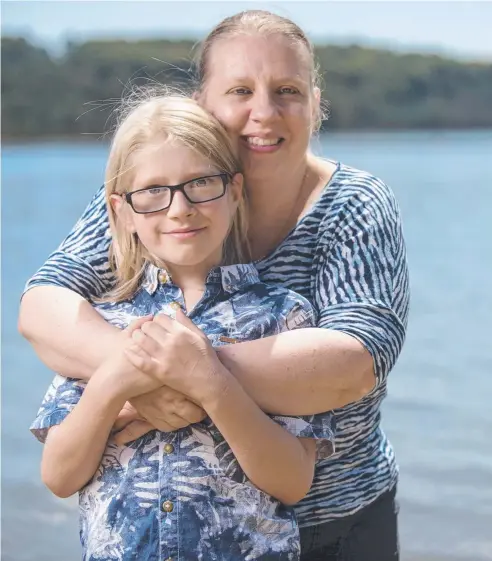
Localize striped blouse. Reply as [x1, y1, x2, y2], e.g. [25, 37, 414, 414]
[25, 161, 410, 526]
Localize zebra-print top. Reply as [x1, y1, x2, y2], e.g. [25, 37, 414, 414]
[25, 162, 410, 526]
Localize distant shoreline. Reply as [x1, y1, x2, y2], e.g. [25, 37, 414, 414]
[3, 126, 492, 146]
[4, 36, 492, 137]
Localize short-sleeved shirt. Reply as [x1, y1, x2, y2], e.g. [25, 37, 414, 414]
[31, 263, 336, 561]
[25, 162, 410, 526]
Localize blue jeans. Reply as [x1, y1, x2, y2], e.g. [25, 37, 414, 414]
[299, 485, 399, 561]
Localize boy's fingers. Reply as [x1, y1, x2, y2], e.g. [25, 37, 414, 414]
[124, 315, 154, 336]
[113, 403, 141, 430]
[113, 420, 155, 445]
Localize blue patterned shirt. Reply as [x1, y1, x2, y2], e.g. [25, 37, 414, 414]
[31, 263, 336, 561]
[25, 162, 410, 526]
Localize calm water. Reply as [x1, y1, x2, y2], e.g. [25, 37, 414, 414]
[2, 131, 492, 561]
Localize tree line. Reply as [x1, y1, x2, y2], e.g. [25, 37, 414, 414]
[2, 35, 492, 139]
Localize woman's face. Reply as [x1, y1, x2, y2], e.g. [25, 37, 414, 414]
[112, 139, 242, 276]
[199, 33, 319, 183]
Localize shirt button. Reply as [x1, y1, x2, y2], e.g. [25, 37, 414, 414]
[164, 443, 174, 454]
[162, 501, 174, 513]
[158, 271, 170, 284]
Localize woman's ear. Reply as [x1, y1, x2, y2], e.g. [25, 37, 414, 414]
[110, 194, 137, 234]
[312, 86, 322, 131]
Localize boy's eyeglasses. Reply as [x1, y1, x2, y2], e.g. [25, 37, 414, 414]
[124, 173, 233, 215]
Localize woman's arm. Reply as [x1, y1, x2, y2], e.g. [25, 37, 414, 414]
[20, 287, 120, 379]
[20, 287, 373, 413]
[218, 175, 409, 415]
[20, 282, 371, 410]
[218, 328, 375, 415]
[19, 185, 116, 378]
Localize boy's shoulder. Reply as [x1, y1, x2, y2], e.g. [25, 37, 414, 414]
[221, 262, 313, 314]
[230, 279, 316, 335]
[249, 279, 312, 310]
[231, 275, 315, 327]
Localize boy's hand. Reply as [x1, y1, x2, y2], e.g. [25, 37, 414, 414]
[93, 315, 161, 401]
[125, 309, 231, 407]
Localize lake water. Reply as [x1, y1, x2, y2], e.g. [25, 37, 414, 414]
[2, 130, 492, 561]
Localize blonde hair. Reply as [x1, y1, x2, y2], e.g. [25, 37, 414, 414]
[194, 9, 324, 131]
[104, 90, 249, 302]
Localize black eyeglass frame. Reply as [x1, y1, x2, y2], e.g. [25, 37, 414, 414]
[124, 173, 233, 215]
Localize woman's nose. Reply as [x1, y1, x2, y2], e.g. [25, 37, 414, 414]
[249, 91, 279, 123]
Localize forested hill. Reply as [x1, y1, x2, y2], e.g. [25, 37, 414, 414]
[2, 36, 492, 138]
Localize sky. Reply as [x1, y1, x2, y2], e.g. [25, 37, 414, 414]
[2, 0, 492, 62]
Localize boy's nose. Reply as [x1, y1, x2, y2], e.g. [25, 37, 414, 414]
[167, 191, 195, 218]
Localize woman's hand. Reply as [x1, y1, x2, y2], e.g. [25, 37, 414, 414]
[112, 387, 207, 445]
[131, 386, 207, 430]
[125, 308, 231, 407]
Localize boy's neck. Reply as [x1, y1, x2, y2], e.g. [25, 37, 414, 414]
[164, 259, 220, 312]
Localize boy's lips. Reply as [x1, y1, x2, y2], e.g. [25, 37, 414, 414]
[164, 227, 206, 239]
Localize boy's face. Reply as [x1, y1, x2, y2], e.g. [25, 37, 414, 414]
[111, 139, 242, 279]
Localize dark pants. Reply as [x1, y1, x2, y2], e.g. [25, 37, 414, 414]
[299, 486, 399, 561]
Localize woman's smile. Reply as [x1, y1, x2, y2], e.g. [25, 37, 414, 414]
[242, 135, 285, 153]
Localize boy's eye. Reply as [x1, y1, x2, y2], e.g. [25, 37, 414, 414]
[189, 178, 209, 188]
[148, 187, 166, 195]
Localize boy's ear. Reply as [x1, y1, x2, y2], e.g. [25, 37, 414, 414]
[110, 194, 137, 233]
[229, 173, 244, 205]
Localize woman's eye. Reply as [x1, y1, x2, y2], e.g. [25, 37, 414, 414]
[278, 86, 299, 95]
[230, 87, 252, 95]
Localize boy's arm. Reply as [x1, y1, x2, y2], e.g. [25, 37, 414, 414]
[41, 373, 126, 498]
[124, 307, 335, 505]
[203, 373, 328, 505]
[203, 298, 335, 504]
[36, 321, 159, 498]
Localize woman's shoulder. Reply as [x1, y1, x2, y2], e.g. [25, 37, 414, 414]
[322, 161, 397, 205]
[315, 161, 401, 227]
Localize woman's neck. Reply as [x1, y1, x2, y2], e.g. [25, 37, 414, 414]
[245, 155, 334, 260]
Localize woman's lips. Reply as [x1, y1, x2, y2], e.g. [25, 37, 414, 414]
[242, 136, 284, 153]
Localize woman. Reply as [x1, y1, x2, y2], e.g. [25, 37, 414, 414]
[19, 10, 409, 561]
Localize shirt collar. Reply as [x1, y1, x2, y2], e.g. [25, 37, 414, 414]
[141, 262, 260, 295]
